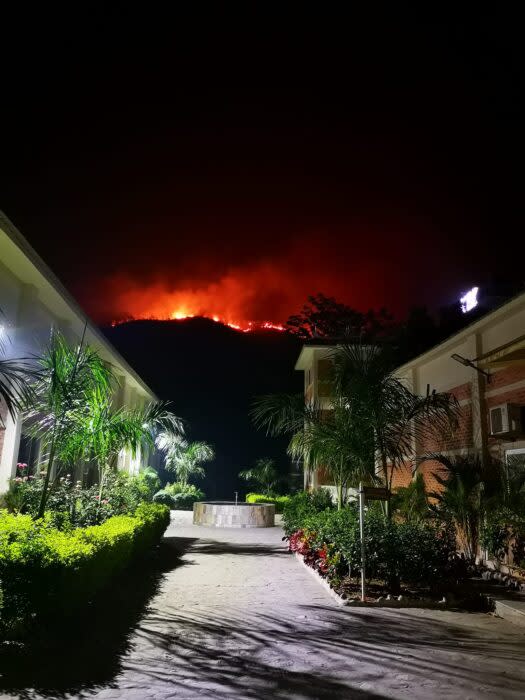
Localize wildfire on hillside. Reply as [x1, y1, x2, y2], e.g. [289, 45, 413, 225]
[110, 312, 286, 333]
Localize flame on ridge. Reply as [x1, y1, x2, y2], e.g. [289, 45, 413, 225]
[111, 311, 286, 333]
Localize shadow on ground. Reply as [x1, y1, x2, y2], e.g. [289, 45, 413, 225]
[0, 536, 197, 699]
[191, 540, 289, 557]
[2, 533, 525, 699]
[118, 604, 525, 699]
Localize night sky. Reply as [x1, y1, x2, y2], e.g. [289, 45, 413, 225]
[1, 8, 524, 327]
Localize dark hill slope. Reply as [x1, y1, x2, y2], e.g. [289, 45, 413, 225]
[103, 318, 302, 499]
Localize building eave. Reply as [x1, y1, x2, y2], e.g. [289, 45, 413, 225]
[395, 290, 525, 375]
[0, 210, 158, 402]
[295, 343, 341, 370]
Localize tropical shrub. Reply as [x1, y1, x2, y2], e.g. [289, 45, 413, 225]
[282, 489, 334, 536]
[23, 330, 114, 518]
[153, 482, 205, 510]
[137, 467, 162, 501]
[391, 473, 431, 523]
[0, 503, 169, 637]
[239, 459, 282, 496]
[246, 493, 291, 514]
[480, 504, 525, 565]
[5, 472, 78, 519]
[4, 469, 163, 527]
[289, 506, 458, 588]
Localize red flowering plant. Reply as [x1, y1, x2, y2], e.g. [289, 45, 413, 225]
[288, 529, 333, 574]
[288, 529, 312, 555]
[316, 544, 330, 574]
[288, 526, 345, 583]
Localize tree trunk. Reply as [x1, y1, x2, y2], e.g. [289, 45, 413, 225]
[337, 481, 343, 510]
[98, 467, 106, 502]
[381, 451, 392, 520]
[37, 433, 57, 519]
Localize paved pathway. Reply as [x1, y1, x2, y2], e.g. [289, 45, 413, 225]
[4, 512, 525, 699]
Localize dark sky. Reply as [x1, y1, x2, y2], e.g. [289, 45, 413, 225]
[1, 7, 524, 326]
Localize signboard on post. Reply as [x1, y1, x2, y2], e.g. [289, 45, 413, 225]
[358, 483, 391, 602]
[362, 486, 390, 501]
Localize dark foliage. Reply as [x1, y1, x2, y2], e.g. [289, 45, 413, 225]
[282, 489, 334, 536]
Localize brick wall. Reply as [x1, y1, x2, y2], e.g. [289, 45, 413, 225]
[449, 382, 472, 402]
[487, 364, 525, 392]
[486, 387, 525, 410]
[313, 364, 525, 495]
[401, 365, 525, 494]
[416, 403, 473, 454]
[486, 372, 525, 457]
[390, 461, 412, 489]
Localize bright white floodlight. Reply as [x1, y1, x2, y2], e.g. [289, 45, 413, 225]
[460, 287, 479, 313]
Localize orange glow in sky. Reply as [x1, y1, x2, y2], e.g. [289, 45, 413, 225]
[99, 242, 394, 332]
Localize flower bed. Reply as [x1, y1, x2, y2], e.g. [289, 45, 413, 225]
[0, 503, 170, 637]
[283, 494, 473, 605]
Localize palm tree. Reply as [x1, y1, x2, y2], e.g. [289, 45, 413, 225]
[332, 344, 460, 493]
[164, 441, 214, 485]
[427, 453, 503, 560]
[239, 458, 282, 496]
[24, 329, 113, 517]
[289, 400, 376, 508]
[252, 342, 459, 511]
[66, 386, 184, 501]
[155, 429, 187, 472]
[252, 394, 376, 509]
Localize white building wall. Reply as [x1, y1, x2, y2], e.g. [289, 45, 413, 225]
[0, 215, 157, 493]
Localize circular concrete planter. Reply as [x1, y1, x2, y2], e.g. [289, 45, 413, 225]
[193, 501, 275, 528]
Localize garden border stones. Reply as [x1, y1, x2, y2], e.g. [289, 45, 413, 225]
[294, 552, 451, 609]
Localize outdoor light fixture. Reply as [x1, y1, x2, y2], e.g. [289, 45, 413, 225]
[451, 353, 491, 382]
[460, 286, 479, 313]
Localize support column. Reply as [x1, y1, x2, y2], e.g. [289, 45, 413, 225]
[470, 332, 489, 464]
[0, 411, 22, 493]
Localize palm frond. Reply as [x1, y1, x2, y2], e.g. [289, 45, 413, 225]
[166, 440, 214, 484]
[250, 393, 310, 436]
[0, 358, 35, 421]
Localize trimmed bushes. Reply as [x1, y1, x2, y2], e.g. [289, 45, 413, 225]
[246, 493, 291, 514]
[285, 492, 459, 588]
[282, 489, 334, 536]
[153, 482, 205, 510]
[0, 503, 170, 637]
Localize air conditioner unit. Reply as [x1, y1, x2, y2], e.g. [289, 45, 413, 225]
[489, 403, 522, 436]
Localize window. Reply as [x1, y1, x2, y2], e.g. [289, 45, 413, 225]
[17, 434, 41, 475]
[506, 448, 525, 468]
[505, 448, 525, 485]
[317, 359, 334, 398]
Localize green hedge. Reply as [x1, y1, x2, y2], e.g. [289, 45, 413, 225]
[245, 493, 291, 514]
[0, 503, 170, 637]
[282, 489, 334, 535]
[292, 506, 459, 587]
[153, 482, 205, 510]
